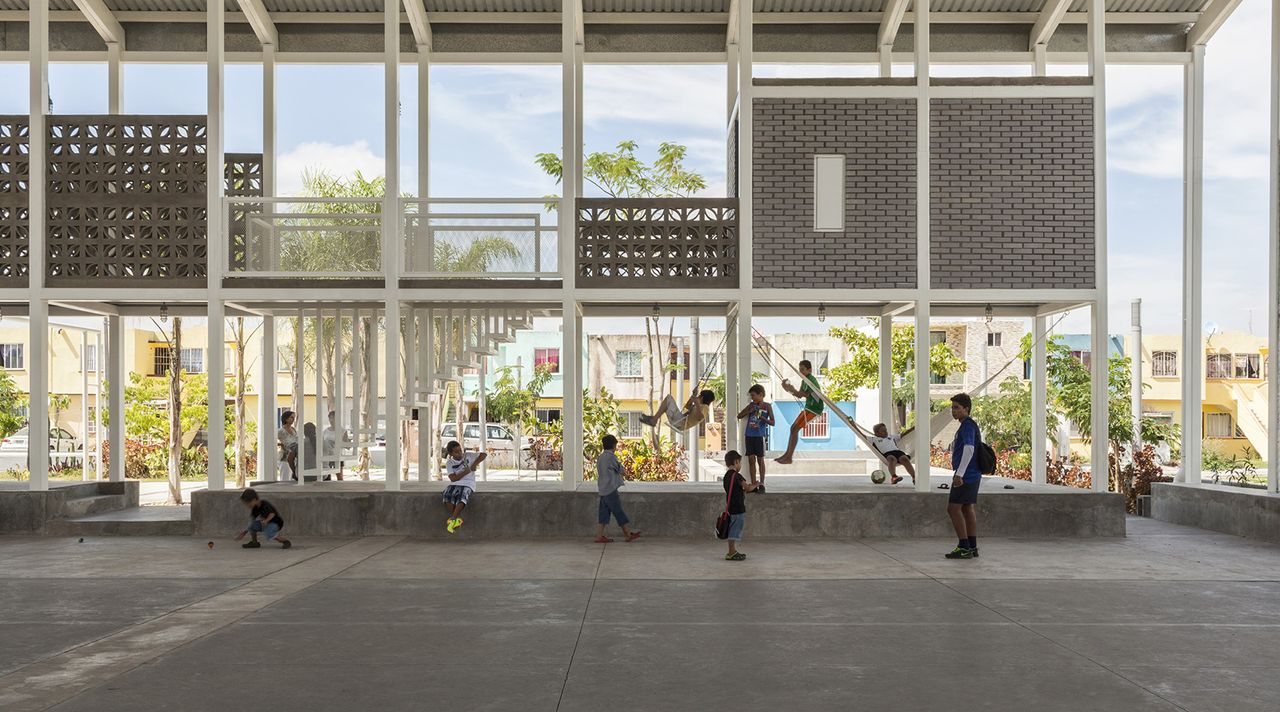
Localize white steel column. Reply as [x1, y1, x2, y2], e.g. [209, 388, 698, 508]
[263, 43, 276, 196]
[878, 313, 893, 430]
[1270, 0, 1280, 494]
[560, 0, 578, 288]
[726, 43, 739, 132]
[293, 316, 304, 484]
[384, 0, 401, 283]
[107, 41, 123, 113]
[736, 302, 753, 455]
[206, 0, 226, 491]
[737, 0, 753, 292]
[418, 46, 429, 198]
[27, 0, 48, 491]
[913, 0, 931, 493]
[94, 327, 104, 480]
[689, 317, 701, 482]
[404, 307, 416, 480]
[1088, 0, 1110, 492]
[561, 300, 582, 489]
[1131, 299, 1143, 452]
[1182, 45, 1205, 486]
[726, 314, 740, 448]
[80, 331, 89, 480]
[385, 304, 402, 490]
[1032, 315, 1048, 485]
[107, 315, 124, 482]
[478, 355, 488, 481]
[312, 308, 324, 480]
[29, 302, 49, 491]
[259, 316, 276, 481]
[418, 308, 432, 481]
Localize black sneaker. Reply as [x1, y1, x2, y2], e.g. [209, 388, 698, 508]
[242, 541, 261, 549]
[756, 485, 766, 494]
[970, 547, 979, 558]
[639, 414, 656, 426]
[280, 540, 292, 550]
[944, 546, 972, 559]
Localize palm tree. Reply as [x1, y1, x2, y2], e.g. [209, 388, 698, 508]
[433, 236, 520, 274]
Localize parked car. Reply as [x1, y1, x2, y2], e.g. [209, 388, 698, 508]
[440, 423, 530, 455]
[0, 426, 84, 468]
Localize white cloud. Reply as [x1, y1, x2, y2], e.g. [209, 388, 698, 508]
[277, 140, 386, 196]
[583, 65, 727, 134]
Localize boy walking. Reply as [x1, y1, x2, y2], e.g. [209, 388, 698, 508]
[722, 450, 759, 561]
[736, 384, 775, 493]
[945, 394, 982, 559]
[774, 359, 824, 465]
[443, 440, 486, 534]
[869, 423, 916, 485]
[594, 435, 642, 543]
[235, 488, 292, 549]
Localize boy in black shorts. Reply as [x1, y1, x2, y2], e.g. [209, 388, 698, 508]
[869, 423, 916, 484]
[736, 384, 775, 493]
[945, 393, 982, 559]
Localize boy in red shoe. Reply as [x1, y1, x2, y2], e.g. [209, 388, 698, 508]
[594, 435, 641, 543]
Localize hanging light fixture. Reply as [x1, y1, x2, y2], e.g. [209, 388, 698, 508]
[984, 304, 993, 324]
[817, 303, 827, 323]
[159, 304, 169, 324]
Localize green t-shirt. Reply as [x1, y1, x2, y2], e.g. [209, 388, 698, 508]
[801, 374, 824, 415]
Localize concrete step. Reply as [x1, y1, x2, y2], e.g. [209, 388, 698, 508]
[58, 493, 129, 519]
[765, 458, 873, 475]
[45, 506, 194, 537]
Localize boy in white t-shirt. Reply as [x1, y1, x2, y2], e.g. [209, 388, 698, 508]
[869, 423, 916, 485]
[442, 440, 487, 534]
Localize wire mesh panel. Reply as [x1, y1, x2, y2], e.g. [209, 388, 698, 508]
[225, 153, 264, 272]
[402, 199, 559, 277]
[576, 198, 738, 288]
[45, 115, 208, 285]
[0, 116, 28, 283]
[224, 198, 383, 277]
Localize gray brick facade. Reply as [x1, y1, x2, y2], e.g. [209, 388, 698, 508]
[929, 97, 1096, 289]
[752, 98, 917, 289]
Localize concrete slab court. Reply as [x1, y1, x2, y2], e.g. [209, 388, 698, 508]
[0, 518, 1278, 711]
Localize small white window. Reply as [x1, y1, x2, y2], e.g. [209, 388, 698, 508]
[616, 350, 643, 377]
[1152, 351, 1177, 378]
[1205, 413, 1234, 438]
[987, 333, 1002, 347]
[813, 154, 845, 232]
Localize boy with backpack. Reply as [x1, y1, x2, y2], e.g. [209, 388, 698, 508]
[720, 450, 759, 561]
[945, 393, 986, 559]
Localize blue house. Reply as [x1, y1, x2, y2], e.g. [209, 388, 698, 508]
[767, 399, 860, 452]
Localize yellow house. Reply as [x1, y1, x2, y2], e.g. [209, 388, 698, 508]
[1133, 331, 1269, 461]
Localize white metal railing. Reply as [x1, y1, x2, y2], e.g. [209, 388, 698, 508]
[225, 197, 384, 278]
[401, 198, 560, 278]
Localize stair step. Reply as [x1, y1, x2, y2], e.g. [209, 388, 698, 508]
[45, 506, 193, 537]
[59, 493, 129, 519]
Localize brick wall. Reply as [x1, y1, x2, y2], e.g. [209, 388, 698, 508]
[930, 98, 1095, 289]
[752, 98, 917, 289]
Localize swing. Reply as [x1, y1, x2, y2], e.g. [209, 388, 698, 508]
[643, 317, 733, 434]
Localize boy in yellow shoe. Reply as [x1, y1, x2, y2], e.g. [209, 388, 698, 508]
[442, 440, 486, 534]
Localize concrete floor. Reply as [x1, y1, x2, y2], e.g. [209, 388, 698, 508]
[2, 518, 1279, 711]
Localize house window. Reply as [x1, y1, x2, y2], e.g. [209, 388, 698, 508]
[535, 408, 562, 427]
[0, 343, 24, 369]
[622, 412, 644, 438]
[1205, 412, 1234, 438]
[153, 347, 205, 376]
[987, 333, 1002, 347]
[929, 331, 947, 385]
[224, 346, 236, 375]
[1152, 351, 1177, 377]
[277, 348, 292, 372]
[1206, 354, 1232, 380]
[1234, 354, 1261, 379]
[1071, 350, 1092, 370]
[801, 412, 829, 439]
[534, 348, 560, 374]
[813, 154, 845, 231]
[802, 350, 829, 376]
[81, 344, 98, 372]
[616, 350, 642, 377]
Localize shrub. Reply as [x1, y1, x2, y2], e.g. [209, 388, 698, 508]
[615, 437, 688, 482]
[1116, 445, 1171, 513]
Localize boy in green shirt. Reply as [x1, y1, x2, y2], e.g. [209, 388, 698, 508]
[774, 359, 824, 466]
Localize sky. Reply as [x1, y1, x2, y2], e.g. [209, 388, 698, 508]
[0, 0, 1272, 340]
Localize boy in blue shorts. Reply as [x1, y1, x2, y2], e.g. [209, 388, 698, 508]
[236, 488, 292, 549]
[722, 451, 759, 561]
[736, 384, 775, 493]
[945, 393, 982, 559]
[443, 440, 486, 534]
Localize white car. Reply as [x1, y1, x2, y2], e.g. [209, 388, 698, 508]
[0, 426, 85, 467]
[440, 423, 531, 454]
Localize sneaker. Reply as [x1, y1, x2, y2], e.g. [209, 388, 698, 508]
[624, 531, 642, 543]
[970, 547, 979, 558]
[241, 541, 260, 549]
[891, 475, 903, 485]
[944, 546, 973, 560]
[756, 485, 766, 494]
[594, 535, 615, 543]
[280, 540, 292, 550]
[725, 552, 747, 561]
[638, 414, 657, 427]
[446, 518, 460, 534]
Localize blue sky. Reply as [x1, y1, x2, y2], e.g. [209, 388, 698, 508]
[0, 0, 1271, 338]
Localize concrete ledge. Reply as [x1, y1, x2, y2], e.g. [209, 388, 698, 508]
[1152, 482, 1280, 544]
[0, 481, 139, 534]
[192, 482, 1124, 539]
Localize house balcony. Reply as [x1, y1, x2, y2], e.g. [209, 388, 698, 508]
[575, 198, 739, 289]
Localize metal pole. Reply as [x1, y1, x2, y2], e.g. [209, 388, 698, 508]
[1270, 0, 1280, 494]
[293, 315, 304, 485]
[690, 317, 701, 482]
[878, 313, 893, 430]
[260, 316, 276, 482]
[108, 315, 124, 483]
[107, 41, 123, 114]
[94, 326, 104, 480]
[1088, 0, 1111, 492]
[385, 303, 402, 491]
[913, 0, 931, 493]
[205, 0, 226, 491]
[736, 303, 753, 457]
[1032, 315, 1048, 485]
[1181, 46, 1205, 486]
[1131, 299, 1143, 453]
[561, 300, 582, 489]
[312, 306, 324, 480]
[80, 331, 89, 481]
[478, 352, 488, 481]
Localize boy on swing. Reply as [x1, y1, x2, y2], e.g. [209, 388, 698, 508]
[774, 359, 823, 465]
[869, 423, 916, 484]
[639, 389, 715, 433]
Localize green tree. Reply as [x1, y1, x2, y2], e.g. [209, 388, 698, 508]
[971, 377, 1061, 453]
[825, 320, 968, 418]
[484, 363, 553, 432]
[536, 140, 707, 199]
[0, 371, 25, 438]
[48, 393, 71, 451]
[544, 387, 625, 479]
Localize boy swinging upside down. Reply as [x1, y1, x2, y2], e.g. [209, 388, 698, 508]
[639, 390, 715, 432]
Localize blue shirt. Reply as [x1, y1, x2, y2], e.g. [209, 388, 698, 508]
[744, 402, 772, 438]
[951, 418, 982, 483]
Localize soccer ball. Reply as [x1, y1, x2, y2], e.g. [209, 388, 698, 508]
[871, 469, 887, 484]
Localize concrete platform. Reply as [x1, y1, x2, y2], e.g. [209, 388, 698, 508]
[0, 482, 139, 534]
[191, 475, 1125, 539]
[1152, 481, 1280, 544]
[1, 518, 1278, 711]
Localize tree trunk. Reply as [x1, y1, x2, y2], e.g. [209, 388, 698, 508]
[233, 317, 248, 488]
[645, 317, 657, 447]
[357, 316, 372, 480]
[168, 318, 184, 505]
